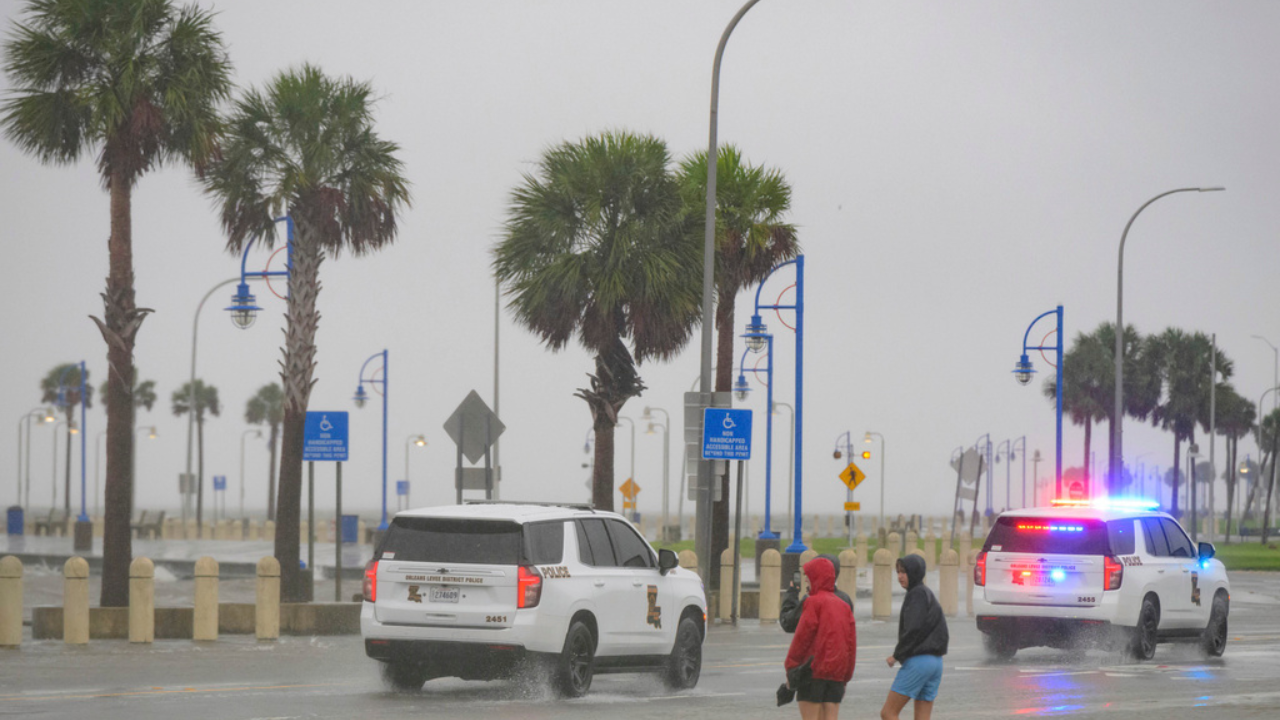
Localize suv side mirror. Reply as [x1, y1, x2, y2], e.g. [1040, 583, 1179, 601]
[1198, 541, 1216, 561]
[658, 548, 679, 575]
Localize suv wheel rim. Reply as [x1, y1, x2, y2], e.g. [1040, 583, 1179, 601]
[569, 633, 591, 689]
[1139, 604, 1157, 657]
[677, 630, 700, 681]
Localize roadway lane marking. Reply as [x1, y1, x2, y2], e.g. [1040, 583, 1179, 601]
[0, 682, 338, 703]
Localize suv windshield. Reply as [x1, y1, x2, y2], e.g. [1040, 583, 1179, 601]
[379, 517, 523, 564]
[983, 517, 1120, 555]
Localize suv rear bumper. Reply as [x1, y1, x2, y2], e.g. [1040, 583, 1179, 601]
[976, 615, 1122, 649]
[365, 638, 530, 679]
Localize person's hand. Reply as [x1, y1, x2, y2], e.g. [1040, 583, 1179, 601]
[885, 656, 896, 667]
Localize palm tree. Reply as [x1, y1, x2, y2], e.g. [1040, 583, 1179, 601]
[2, 0, 232, 607]
[1214, 385, 1254, 542]
[495, 131, 701, 514]
[676, 145, 797, 575]
[1258, 409, 1280, 544]
[39, 364, 93, 515]
[244, 383, 284, 521]
[100, 374, 157, 510]
[171, 380, 219, 531]
[1043, 329, 1109, 496]
[202, 65, 410, 600]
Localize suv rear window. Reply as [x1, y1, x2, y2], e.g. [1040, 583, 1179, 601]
[379, 517, 523, 564]
[524, 521, 565, 564]
[984, 517, 1134, 555]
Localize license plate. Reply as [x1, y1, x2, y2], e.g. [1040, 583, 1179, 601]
[430, 586, 460, 603]
[1014, 572, 1052, 586]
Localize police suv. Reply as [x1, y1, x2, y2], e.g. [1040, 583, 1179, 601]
[973, 500, 1229, 661]
[361, 502, 706, 696]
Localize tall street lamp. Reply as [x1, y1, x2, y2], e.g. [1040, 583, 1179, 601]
[617, 416, 636, 516]
[16, 407, 50, 511]
[832, 431, 855, 544]
[775, 402, 795, 542]
[55, 362, 88, 523]
[734, 331, 779, 539]
[640, 407, 671, 540]
[50, 420, 70, 510]
[745, 255, 805, 554]
[1014, 305, 1064, 499]
[240, 428, 260, 520]
[405, 434, 426, 508]
[1113, 188, 1224, 489]
[865, 431, 885, 529]
[1031, 449, 1042, 507]
[695, 0, 767, 585]
[1253, 335, 1278, 421]
[354, 349, 390, 529]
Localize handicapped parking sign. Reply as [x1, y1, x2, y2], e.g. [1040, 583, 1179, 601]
[701, 408, 752, 460]
[303, 411, 349, 462]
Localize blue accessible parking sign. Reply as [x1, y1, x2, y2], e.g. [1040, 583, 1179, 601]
[303, 411, 349, 461]
[701, 408, 753, 460]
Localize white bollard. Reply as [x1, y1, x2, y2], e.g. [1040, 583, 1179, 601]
[798, 549, 818, 595]
[256, 556, 280, 641]
[194, 556, 219, 641]
[63, 557, 89, 645]
[129, 557, 154, 643]
[759, 549, 781, 624]
[837, 549, 857, 600]
[939, 549, 959, 617]
[872, 548, 893, 620]
[0, 556, 23, 647]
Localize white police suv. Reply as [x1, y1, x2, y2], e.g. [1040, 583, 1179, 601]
[361, 502, 706, 696]
[973, 500, 1229, 661]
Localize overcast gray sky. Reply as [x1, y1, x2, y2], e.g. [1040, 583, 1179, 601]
[2, 1, 1277, 528]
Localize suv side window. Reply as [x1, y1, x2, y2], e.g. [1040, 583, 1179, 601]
[578, 518, 618, 567]
[1141, 518, 1169, 557]
[606, 519, 654, 568]
[1159, 518, 1195, 558]
[1107, 519, 1136, 555]
[525, 521, 565, 564]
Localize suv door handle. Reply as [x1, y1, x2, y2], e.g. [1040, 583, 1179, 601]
[593, 581, 606, 587]
[632, 580, 645, 587]
[1157, 569, 1166, 574]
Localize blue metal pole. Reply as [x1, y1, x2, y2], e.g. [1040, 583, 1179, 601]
[1055, 305, 1064, 500]
[761, 333, 776, 538]
[787, 255, 806, 553]
[381, 349, 389, 530]
[78, 361, 88, 522]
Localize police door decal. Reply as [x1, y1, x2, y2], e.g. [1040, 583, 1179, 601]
[646, 585, 662, 629]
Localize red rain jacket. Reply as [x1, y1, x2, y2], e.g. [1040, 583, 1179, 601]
[785, 557, 857, 683]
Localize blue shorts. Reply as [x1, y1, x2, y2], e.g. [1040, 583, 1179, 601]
[890, 654, 943, 702]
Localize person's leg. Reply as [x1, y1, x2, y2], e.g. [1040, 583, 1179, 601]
[797, 700, 821, 720]
[820, 701, 840, 720]
[879, 691, 911, 720]
[914, 699, 934, 720]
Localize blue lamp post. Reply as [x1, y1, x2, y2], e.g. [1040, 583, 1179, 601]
[744, 254, 804, 553]
[226, 216, 293, 329]
[354, 350, 390, 529]
[1013, 305, 1064, 501]
[733, 332, 777, 540]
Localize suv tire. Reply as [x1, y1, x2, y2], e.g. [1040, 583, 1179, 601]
[381, 660, 429, 691]
[983, 632, 1017, 661]
[1200, 594, 1228, 658]
[663, 617, 702, 690]
[555, 621, 595, 697]
[1130, 596, 1159, 661]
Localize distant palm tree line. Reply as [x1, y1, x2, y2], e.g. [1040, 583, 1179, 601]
[1046, 323, 1277, 537]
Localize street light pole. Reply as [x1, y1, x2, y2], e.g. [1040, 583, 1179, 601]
[354, 349, 390, 529]
[617, 417, 636, 515]
[775, 402, 795, 542]
[735, 332, 778, 539]
[16, 408, 48, 510]
[1114, 187, 1224, 491]
[404, 434, 426, 508]
[865, 431, 885, 530]
[641, 407, 671, 539]
[1014, 305, 1064, 499]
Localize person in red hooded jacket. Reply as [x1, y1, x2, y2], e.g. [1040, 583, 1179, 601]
[784, 557, 857, 720]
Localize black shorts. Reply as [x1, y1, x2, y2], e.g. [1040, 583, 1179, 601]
[797, 678, 846, 704]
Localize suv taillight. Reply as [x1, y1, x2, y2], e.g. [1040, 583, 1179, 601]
[363, 560, 379, 602]
[1103, 556, 1123, 591]
[517, 565, 542, 609]
[974, 551, 987, 587]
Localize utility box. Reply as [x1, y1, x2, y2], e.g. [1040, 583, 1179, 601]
[5, 506, 21, 535]
[341, 515, 359, 544]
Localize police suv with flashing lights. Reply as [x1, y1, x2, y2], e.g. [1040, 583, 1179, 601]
[360, 502, 706, 696]
[973, 500, 1229, 660]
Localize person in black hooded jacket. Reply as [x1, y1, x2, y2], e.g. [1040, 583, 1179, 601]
[880, 554, 947, 720]
[779, 554, 853, 633]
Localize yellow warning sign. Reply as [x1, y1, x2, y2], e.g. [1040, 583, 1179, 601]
[844, 502, 861, 511]
[620, 478, 640, 499]
[839, 462, 866, 491]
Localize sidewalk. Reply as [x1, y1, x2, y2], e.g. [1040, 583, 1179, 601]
[2, 534, 370, 579]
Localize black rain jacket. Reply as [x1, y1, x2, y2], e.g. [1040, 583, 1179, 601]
[892, 554, 948, 662]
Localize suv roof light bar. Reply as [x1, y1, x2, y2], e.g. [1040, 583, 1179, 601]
[463, 500, 597, 511]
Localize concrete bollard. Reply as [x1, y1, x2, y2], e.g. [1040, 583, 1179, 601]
[0, 556, 22, 647]
[759, 549, 781, 624]
[959, 532, 973, 575]
[357, 519, 367, 544]
[798, 549, 818, 595]
[924, 530, 937, 572]
[966, 549, 979, 617]
[194, 556, 219, 641]
[245, 519, 258, 541]
[256, 556, 280, 641]
[718, 549, 739, 622]
[185, 519, 198, 540]
[887, 531, 902, 558]
[264, 520, 276, 542]
[678, 549, 698, 572]
[872, 548, 894, 620]
[318, 518, 331, 543]
[837, 549, 857, 600]
[939, 549, 959, 617]
[905, 530, 919, 556]
[63, 557, 89, 645]
[909, 549, 928, 587]
[299, 520, 309, 546]
[129, 557, 155, 643]
[856, 514, 865, 534]
[93, 515, 104, 538]
[855, 532, 868, 568]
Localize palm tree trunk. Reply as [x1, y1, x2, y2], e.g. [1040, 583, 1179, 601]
[592, 417, 615, 512]
[1225, 436, 1236, 544]
[1171, 436, 1182, 518]
[274, 225, 322, 602]
[1263, 428, 1278, 545]
[267, 421, 279, 521]
[1083, 420, 1092, 497]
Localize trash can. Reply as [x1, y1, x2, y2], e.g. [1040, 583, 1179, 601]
[341, 515, 359, 544]
[5, 506, 21, 536]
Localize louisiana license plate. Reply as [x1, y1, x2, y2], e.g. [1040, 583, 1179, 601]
[430, 586, 460, 603]
[1015, 572, 1052, 586]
